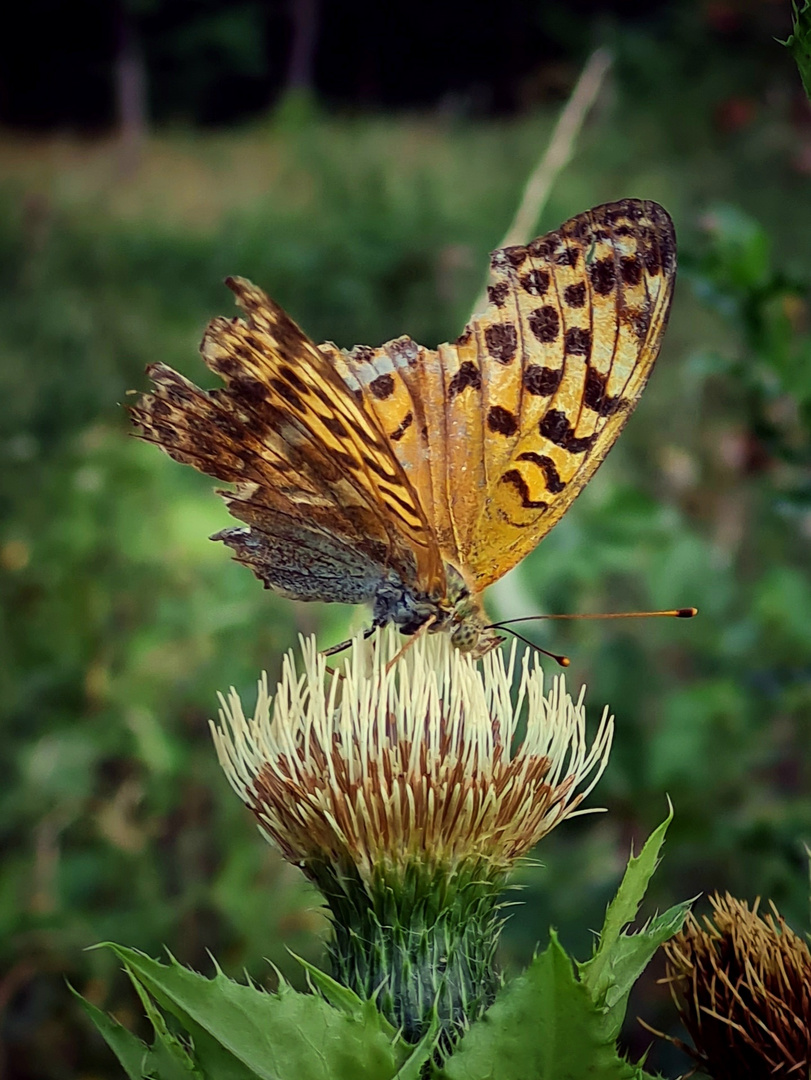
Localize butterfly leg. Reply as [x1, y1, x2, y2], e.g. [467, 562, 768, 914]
[384, 615, 438, 674]
[321, 621, 382, 661]
[323, 618, 433, 677]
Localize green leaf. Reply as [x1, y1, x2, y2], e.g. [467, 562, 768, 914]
[100, 944, 408, 1080]
[72, 982, 199, 1080]
[72, 986, 151, 1080]
[436, 934, 653, 1080]
[582, 807, 673, 979]
[780, 0, 811, 102]
[292, 953, 439, 1078]
[578, 808, 691, 1041]
[392, 1013, 441, 1080]
[292, 953, 393, 1028]
[127, 974, 203, 1079]
[589, 901, 692, 1042]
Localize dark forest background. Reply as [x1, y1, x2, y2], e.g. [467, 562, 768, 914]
[1, 1, 810, 1078]
[3, 0, 717, 128]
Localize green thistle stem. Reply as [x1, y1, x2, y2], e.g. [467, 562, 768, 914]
[307, 857, 505, 1048]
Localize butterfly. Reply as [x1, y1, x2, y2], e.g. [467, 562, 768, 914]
[130, 199, 676, 657]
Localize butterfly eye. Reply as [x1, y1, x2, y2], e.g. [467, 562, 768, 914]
[450, 624, 479, 653]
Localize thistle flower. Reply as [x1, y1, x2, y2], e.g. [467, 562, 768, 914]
[212, 629, 613, 1046]
[661, 891, 811, 1077]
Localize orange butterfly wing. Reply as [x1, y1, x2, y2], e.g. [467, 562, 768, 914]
[329, 199, 676, 589]
[131, 278, 445, 603]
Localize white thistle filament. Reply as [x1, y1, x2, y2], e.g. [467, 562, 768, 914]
[211, 629, 614, 879]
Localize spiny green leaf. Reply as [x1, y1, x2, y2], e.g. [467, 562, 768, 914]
[100, 943, 409, 1080]
[579, 806, 673, 996]
[126, 969, 201, 1077]
[72, 981, 200, 1080]
[140, 1041, 203, 1080]
[72, 986, 151, 1080]
[436, 934, 654, 1080]
[292, 952, 393, 1029]
[292, 953, 440, 1075]
[576, 810, 693, 1042]
[392, 1011, 440, 1080]
[586, 901, 693, 1042]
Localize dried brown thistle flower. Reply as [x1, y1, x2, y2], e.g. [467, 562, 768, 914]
[661, 891, 811, 1078]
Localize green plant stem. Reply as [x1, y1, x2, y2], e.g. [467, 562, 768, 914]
[307, 856, 505, 1050]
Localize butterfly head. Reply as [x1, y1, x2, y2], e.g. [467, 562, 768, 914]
[445, 565, 503, 658]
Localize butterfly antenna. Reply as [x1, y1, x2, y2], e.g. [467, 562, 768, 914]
[488, 607, 698, 630]
[497, 625, 570, 668]
[486, 608, 696, 666]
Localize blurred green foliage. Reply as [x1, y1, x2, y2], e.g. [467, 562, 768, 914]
[2, 17, 811, 1078]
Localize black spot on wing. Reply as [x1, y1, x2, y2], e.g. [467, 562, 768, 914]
[621, 256, 642, 286]
[528, 306, 560, 343]
[487, 282, 510, 308]
[539, 409, 596, 453]
[448, 361, 482, 399]
[523, 365, 562, 396]
[583, 369, 625, 417]
[590, 257, 616, 296]
[528, 234, 560, 260]
[487, 406, 518, 436]
[564, 327, 592, 358]
[504, 247, 528, 267]
[563, 282, 586, 307]
[369, 373, 395, 400]
[389, 411, 413, 442]
[520, 269, 550, 296]
[500, 469, 549, 510]
[516, 451, 566, 493]
[485, 323, 518, 365]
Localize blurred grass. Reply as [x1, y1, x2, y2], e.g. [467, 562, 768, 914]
[2, 41, 811, 1078]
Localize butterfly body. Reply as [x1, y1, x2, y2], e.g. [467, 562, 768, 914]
[216, 518, 498, 653]
[131, 200, 676, 656]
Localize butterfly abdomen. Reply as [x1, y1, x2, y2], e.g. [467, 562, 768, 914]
[215, 524, 387, 605]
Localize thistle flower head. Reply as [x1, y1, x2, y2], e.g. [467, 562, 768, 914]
[212, 628, 613, 882]
[662, 892, 811, 1078]
[211, 628, 614, 1047]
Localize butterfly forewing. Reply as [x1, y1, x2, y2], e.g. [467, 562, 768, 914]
[342, 199, 676, 589]
[466, 200, 675, 585]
